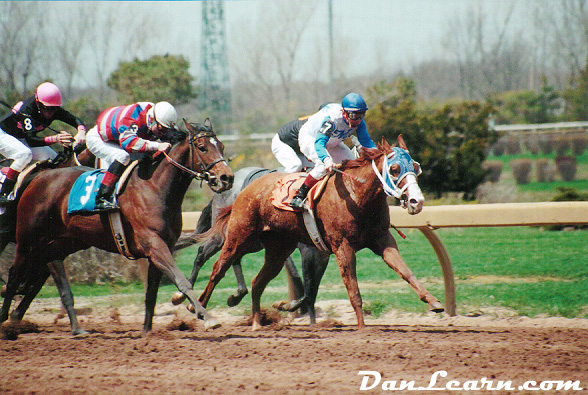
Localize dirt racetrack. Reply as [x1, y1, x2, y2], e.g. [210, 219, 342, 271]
[1, 298, 587, 395]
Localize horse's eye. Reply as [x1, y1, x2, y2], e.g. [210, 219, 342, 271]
[389, 164, 400, 178]
[198, 145, 208, 153]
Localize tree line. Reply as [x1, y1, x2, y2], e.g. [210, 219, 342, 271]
[1, 1, 587, 200]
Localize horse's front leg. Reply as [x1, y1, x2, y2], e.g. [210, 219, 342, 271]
[144, 260, 162, 332]
[372, 232, 444, 312]
[301, 244, 330, 325]
[47, 260, 87, 336]
[333, 240, 365, 329]
[145, 238, 220, 330]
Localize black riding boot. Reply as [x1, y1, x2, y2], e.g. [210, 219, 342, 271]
[289, 183, 311, 211]
[94, 161, 126, 211]
[0, 178, 17, 205]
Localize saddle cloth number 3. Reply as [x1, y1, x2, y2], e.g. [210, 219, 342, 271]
[80, 173, 99, 206]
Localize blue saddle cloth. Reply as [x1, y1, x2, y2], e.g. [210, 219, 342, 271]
[67, 169, 107, 213]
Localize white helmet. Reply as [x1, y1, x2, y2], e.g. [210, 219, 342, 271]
[149, 101, 177, 129]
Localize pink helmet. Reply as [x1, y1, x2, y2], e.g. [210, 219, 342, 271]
[35, 82, 62, 107]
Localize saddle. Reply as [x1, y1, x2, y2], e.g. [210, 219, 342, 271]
[66, 161, 139, 259]
[270, 173, 330, 253]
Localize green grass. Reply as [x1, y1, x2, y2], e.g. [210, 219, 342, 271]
[36, 226, 588, 319]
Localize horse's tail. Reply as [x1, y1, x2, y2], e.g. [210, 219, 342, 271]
[173, 199, 214, 251]
[189, 205, 232, 246]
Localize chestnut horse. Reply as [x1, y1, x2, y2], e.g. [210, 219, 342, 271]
[171, 167, 330, 325]
[196, 135, 444, 330]
[0, 119, 234, 333]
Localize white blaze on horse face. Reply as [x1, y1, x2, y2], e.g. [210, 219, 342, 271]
[211, 137, 221, 151]
[404, 173, 424, 215]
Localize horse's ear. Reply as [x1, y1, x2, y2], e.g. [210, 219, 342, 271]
[398, 134, 408, 150]
[380, 136, 391, 151]
[183, 118, 193, 131]
[204, 118, 213, 130]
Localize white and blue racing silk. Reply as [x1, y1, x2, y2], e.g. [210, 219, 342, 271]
[298, 103, 375, 162]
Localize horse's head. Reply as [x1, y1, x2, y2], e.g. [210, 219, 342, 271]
[181, 118, 234, 192]
[374, 135, 424, 215]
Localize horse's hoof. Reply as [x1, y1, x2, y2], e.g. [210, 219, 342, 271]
[171, 292, 186, 306]
[272, 300, 288, 311]
[227, 290, 247, 307]
[72, 329, 89, 336]
[204, 318, 221, 330]
[428, 301, 445, 313]
[186, 303, 195, 314]
[226, 295, 240, 307]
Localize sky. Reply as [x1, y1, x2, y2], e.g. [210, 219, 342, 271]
[46, 0, 530, 88]
[157, 0, 526, 79]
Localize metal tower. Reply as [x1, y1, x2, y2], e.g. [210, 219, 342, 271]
[200, 0, 231, 114]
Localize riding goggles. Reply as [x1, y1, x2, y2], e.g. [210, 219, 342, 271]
[346, 110, 366, 120]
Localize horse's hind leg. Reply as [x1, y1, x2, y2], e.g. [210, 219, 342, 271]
[251, 239, 296, 331]
[226, 259, 248, 307]
[272, 256, 305, 312]
[9, 265, 49, 322]
[0, 254, 29, 323]
[374, 233, 444, 313]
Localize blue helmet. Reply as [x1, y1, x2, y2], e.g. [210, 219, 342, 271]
[341, 93, 368, 112]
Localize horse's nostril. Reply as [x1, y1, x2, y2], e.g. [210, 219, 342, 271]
[409, 198, 419, 206]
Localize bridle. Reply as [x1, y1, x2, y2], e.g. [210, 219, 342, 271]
[162, 128, 228, 185]
[372, 147, 421, 200]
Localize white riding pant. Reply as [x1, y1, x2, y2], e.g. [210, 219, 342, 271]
[86, 126, 130, 169]
[298, 136, 355, 180]
[271, 134, 313, 173]
[0, 127, 57, 172]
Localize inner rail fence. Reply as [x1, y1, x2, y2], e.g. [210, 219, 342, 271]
[181, 201, 588, 316]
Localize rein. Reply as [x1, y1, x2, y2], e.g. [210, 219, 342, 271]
[162, 129, 228, 183]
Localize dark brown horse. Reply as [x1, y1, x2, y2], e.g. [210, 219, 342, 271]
[0, 144, 99, 335]
[0, 119, 234, 333]
[196, 135, 444, 330]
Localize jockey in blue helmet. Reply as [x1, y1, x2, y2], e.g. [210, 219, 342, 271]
[288, 92, 376, 210]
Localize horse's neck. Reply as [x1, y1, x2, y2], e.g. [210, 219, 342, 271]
[143, 144, 193, 209]
[339, 162, 384, 207]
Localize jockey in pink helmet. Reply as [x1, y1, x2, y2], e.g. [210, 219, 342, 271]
[0, 82, 87, 204]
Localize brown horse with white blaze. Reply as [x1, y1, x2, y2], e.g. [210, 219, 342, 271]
[0, 119, 234, 332]
[196, 135, 444, 330]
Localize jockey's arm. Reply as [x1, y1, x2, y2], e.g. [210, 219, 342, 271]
[314, 121, 334, 163]
[355, 121, 376, 148]
[119, 124, 170, 153]
[55, 108, 86, 144]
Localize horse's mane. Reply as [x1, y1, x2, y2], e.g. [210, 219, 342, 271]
[340, 146, 385, 170]
[162, 127, 188, 145]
